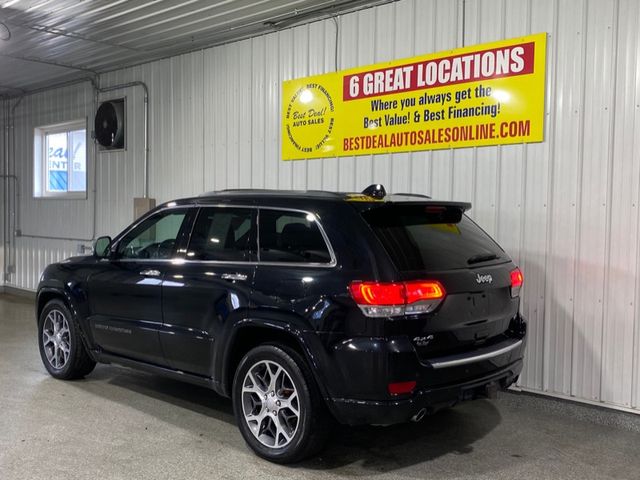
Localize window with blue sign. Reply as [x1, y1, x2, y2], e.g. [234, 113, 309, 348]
[34, 120, 87, 198]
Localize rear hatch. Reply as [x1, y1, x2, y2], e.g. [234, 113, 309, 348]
[359, 202, 521, 360]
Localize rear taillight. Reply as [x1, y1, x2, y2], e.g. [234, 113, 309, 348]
[348, 282, 405, 306]
[349, 280, 446, 317]
[404, 281, 445, 303]
[510, 268, 524, 298]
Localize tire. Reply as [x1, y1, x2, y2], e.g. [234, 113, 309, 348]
[232, 344, 330, 463]
[38, 299, 96, 380]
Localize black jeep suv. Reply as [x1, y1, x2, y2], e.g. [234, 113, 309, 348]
[36, 185, 526, 463]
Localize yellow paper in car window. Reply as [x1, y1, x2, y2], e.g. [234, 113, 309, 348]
[428, 224, 461, 235]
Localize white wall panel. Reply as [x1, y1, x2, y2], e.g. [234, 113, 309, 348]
[571, 0, 615, 403]
[0, 98, 6, 286]
[15, 83, 96, 241]
[4, 0, 640, 413]
[604, 0, 640, 409]
[544, 0, 585, 397]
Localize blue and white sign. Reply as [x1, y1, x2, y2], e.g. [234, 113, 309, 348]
[46, 130, 86, 193]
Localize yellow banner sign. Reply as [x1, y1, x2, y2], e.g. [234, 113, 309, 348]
[282, 33, 546, 160]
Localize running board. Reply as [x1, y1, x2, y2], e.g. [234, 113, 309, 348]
[96, 351, 221, 392]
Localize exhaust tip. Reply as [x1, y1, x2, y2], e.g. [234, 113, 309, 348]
[411, 408, 427, 422]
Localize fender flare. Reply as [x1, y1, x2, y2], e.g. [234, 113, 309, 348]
[218, 318, 332, 401]
[36, 285, 97, 360]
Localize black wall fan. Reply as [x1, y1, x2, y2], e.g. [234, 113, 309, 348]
[95, 99, 125, 149]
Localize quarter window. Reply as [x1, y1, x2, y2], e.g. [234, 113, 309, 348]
[34, 120, 87, 198]
[117, 210, 187, 260]
[186, 208, 254, 261]
[258, 209, 332, 264]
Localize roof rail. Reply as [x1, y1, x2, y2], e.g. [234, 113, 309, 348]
[198, 188, 275, 196]
[198, 188, 344, 198]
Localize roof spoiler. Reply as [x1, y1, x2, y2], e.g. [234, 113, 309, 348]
[378, 199, 472, 212]
[362, 201, 472, 224]
[421, 201, 472, 212]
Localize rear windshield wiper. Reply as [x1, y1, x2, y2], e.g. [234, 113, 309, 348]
[467, 253, 500, 265]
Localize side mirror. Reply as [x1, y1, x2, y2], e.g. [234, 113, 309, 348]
[93, 236, 112, 258]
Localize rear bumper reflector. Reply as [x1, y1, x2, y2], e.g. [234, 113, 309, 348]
[388, 380, 417, 396]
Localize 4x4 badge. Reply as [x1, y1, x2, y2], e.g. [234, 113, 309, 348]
[476, 273, 493, 284]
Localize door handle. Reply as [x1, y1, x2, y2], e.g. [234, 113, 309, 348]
[221, 273, 248, 281]
[140, 269, 161, 277]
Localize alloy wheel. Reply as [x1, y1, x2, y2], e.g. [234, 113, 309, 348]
[241, 360, 300, 448]
[42, 309, 71, 369]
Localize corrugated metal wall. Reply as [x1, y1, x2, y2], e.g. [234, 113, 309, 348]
[9, 84, 96, 288]
[4, 0, 640, 413]
[0, 98, 6, 285]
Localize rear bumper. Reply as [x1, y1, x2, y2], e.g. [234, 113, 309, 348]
[328, 358, 522, 425]
[320, 314, 527, 425]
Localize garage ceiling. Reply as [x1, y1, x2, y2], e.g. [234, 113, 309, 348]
[0, 0, 389, 96]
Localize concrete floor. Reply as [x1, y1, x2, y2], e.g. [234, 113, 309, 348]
[1, 293, 639, 480]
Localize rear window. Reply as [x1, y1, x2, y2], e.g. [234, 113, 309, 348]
[361, 204, 505, 272]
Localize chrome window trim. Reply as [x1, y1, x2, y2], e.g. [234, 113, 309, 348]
[112, 205, 193, 260]
[116, 259, 336, 268]
[113, 258, 183, 264]
[255, 206, 337, 268]
[112, 203, 338, 268]
[113, 204, 195, 243]
[186, 205, 255, 264]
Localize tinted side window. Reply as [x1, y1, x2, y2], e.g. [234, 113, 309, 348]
[259, 209, 332, 264]
[187, 207, 254, 261]
[118, 210, 188, 260]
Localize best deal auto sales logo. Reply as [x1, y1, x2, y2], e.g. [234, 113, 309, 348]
[284, 83, 335, 155]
